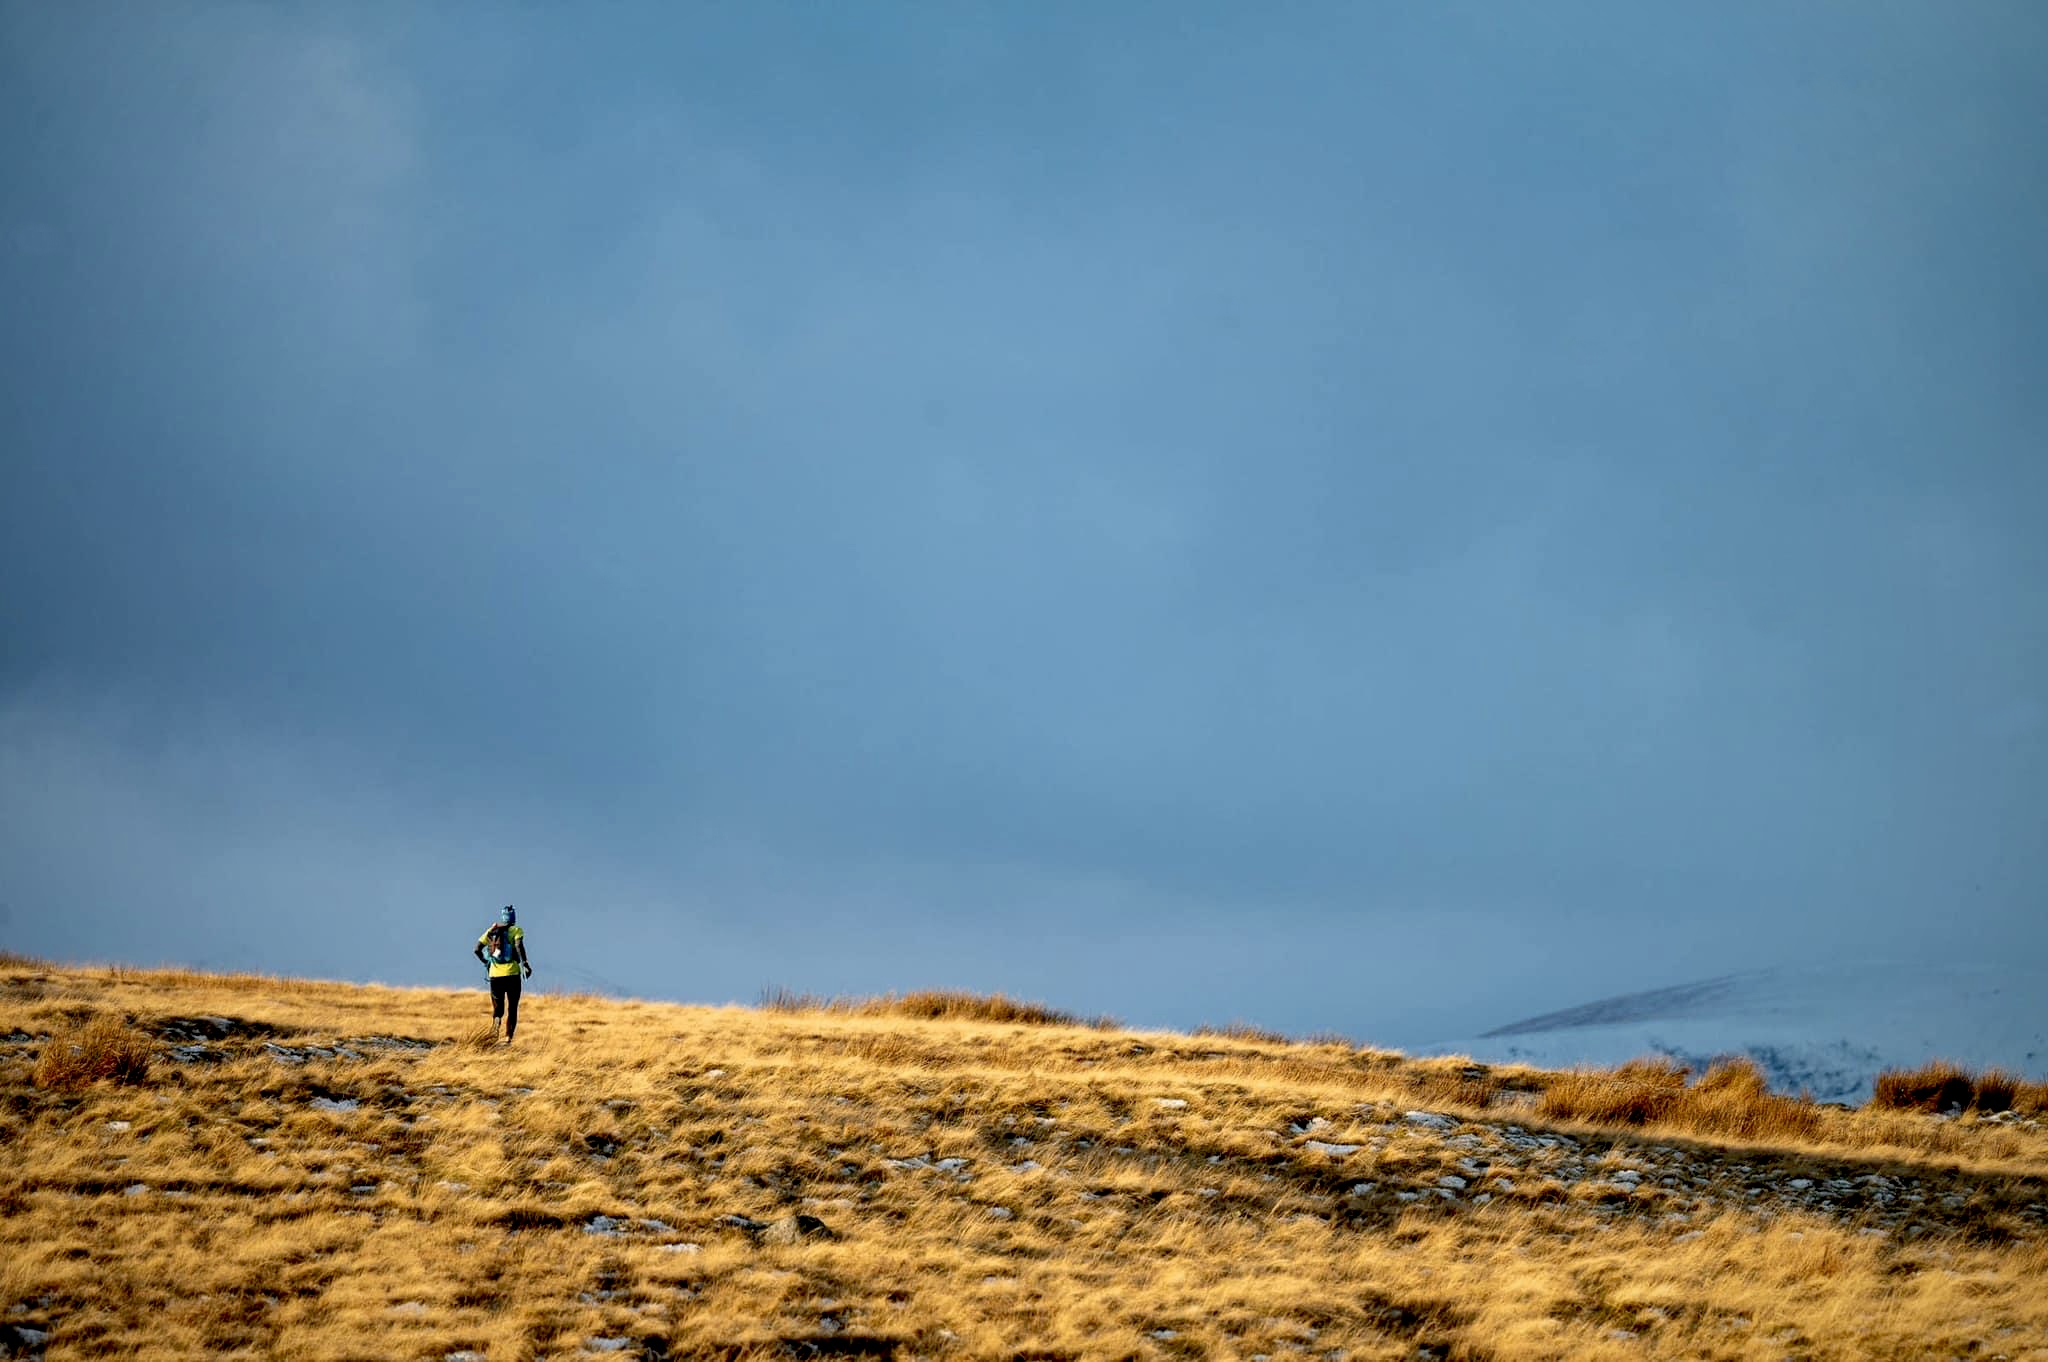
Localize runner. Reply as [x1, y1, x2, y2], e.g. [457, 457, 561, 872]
[473, 905, 532, 1044]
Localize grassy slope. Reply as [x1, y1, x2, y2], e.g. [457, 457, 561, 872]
[2, 959, 2046, 1361]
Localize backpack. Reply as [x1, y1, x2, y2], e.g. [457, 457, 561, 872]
[484, 923, 515, 964]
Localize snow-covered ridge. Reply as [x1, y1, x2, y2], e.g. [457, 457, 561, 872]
[1422, 963, 2048, 1104]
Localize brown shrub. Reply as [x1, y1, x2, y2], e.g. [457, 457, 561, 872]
[32, 1013, 154, 1090]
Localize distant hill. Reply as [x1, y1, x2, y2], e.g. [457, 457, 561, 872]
[1422, 962, 2048, 1102]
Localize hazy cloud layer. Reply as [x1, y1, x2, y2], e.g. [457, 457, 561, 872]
[3, 3, 2043, 1042]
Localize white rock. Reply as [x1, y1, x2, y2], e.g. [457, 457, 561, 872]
[1150, 1329, 1177, 1340]
[309, 1097, 360, 1113]
[586, 1339, 633, 1353]
[985, 1206, 1014, 1219]
[1437, 1175, 1468, 1191]
[1404, 1111, 1457, 1131]
[1011, 1161, 1042, 1173]
[1303, 1141, 1361, 1156]
[106, 1120, 132, 1132]
[1155, 1098, 1189, 1110]
[1787, 1178, 1814, 1190]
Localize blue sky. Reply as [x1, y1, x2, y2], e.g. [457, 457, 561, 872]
[2, 3, 2043, 1042]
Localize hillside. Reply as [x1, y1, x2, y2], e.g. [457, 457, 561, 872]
[1419, 963, 2048, 1104]
[3, 958, 2047, 1361]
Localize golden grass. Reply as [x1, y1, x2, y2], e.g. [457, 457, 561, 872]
[2, 958, 2045, 1360]
[30, 1012, 152, 1091]
[1873, 1060, 2048, 1116]
[760, 987, 1118, 1029]
[1537, 1058, 1826, 1143]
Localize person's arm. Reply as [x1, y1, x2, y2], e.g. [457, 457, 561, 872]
[517, 935, 532, 978]
[474, 938, 488, 967]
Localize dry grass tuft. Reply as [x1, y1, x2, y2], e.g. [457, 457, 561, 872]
[1539, 1057, 1823, 1141]
[1192, 1020, 1292, 1044]
[1872, 1060, 2042, 1115]
[759, 986, 1117, 1028]
[31, 1012, 154, 1090]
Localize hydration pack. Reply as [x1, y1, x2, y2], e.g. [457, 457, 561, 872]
[484, 923, 515, 965]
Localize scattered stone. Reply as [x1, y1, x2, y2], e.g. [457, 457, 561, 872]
[1155, 1099, 1189, 1110]
[1437, 1175, 1468, 1191]
[0, 1324, 51, 1355]
[309, 1097, 360, 1114]
[717, 1214, 767, 1232]
[123, 1184, 148, 1197]
[585, 1339, 632, 1353]
[1303, 1141, 1361, 1157]
[762, 1214, 836, 1245]
[986, 1206, 1014, 1219]
[583, 1215, 628, 1237]
[1404, 1111, 1457, 1132]
[105, 1121, 131, 1132]
[659, 1243, 702, 1254]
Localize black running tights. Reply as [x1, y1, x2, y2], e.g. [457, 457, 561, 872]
[490, 974, 521, 1038]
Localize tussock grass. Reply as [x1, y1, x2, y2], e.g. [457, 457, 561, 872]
[1, 960, 2044, 1360]
[1539, 1057, 1825, 1142]
[759, 986, 1117, 1029]
[1873, 1061, 2046, 1116]
[30, 1012, 153, 1091]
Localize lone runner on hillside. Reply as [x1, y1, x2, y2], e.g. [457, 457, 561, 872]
[474, 905, 532, 1044]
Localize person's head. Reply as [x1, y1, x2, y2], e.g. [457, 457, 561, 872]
[500, 905, 516, 926]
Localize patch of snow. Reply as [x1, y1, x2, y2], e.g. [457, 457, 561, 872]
[1418, 962, 2048, 1102]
